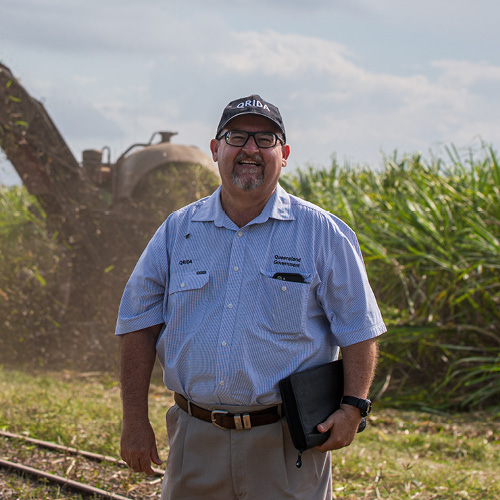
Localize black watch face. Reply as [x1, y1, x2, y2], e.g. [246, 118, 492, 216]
[362, 400, 372, 416]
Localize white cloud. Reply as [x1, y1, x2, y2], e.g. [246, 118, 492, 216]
[208, 30, 498, 119]
[432, 60, 500, 86]
[73, 75, 99, 86]
[211, 31, 357, 78]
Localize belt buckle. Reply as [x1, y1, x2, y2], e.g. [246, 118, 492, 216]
[211, 410, 252, 430]
[211, 409, 229, 429]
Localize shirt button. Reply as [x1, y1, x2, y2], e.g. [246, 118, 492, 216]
[233, 266, 239, 272]
[180, 282, 186, 288]
[228, 304, 233, 309]
[222, 341, 227, 346]
[281, 286, 287, 291]
[237, 231, 243, 237]
[219, 380, 225, 386]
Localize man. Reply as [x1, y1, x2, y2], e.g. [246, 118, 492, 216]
[116, 94, 386, 499]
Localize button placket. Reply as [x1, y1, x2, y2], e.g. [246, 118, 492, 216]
[215, 229, 246, 395]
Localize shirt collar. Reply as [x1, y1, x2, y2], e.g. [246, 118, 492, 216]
[192, 184, 295, 227]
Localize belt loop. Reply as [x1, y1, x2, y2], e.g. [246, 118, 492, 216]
[187, 399, 192, 416]
[242, 413, 251, 430]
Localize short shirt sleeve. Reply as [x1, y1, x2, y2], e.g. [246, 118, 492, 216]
[115, 222, 169, 335]
[318, 218, 386, 347]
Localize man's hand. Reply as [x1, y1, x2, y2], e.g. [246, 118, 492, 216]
[120, 420, 163, 475]
[315, 404, 362, 452]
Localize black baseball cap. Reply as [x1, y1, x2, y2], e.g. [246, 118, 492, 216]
[216, 94, 286, 142]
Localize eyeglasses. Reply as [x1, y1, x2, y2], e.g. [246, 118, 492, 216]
[218, 130, 284, 149]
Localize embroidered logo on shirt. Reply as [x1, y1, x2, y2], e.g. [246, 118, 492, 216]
[273, 254, 301, 268]
[179, 259, 193, 265]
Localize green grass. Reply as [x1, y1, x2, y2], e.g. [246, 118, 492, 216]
[0, 367, 171, 459]
[335, 410, 500, 499]
[1, 368, 499, 499]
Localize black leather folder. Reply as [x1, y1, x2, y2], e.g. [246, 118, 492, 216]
[279, 359, 366, 467]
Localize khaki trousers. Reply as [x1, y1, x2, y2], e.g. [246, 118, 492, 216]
[161, 403, 332, 500]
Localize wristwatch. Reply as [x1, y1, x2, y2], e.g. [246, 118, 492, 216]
[341, 396, 372, 417]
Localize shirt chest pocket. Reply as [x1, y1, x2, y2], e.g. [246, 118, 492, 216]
[257, 270, 311, 335]
[166, 272, 210, 333]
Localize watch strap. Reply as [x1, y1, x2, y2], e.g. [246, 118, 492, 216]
[340, 396, 372, 417]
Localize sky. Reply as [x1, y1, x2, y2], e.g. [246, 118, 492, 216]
[1, 0, 499, 185]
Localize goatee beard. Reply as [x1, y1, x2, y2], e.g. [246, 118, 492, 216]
[231, 171, 264, 191]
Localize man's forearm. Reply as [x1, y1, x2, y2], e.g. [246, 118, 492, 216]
[341, 337, 379, 400]
[120, 325, 162, 422]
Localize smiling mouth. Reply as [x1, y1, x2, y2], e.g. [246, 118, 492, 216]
[237, 163, 261, 173]
[235, 154, 264, 169]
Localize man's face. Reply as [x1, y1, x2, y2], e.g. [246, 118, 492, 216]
[210, 115, 290, 199]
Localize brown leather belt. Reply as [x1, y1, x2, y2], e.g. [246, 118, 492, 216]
[174, 393, 281, 430]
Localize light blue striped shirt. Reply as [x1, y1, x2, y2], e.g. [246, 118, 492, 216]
[115, 184, 386, 406]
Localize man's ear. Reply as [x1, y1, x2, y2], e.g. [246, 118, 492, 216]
[281, 144, 290, 167]
[210, 139, 219, 162]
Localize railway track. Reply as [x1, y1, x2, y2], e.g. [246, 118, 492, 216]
[0, 430, 164, 499]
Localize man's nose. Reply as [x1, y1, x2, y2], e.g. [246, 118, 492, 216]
[242, 135, 260, 151]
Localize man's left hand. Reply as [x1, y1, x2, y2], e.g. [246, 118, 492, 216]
[315, 404, 362, 452]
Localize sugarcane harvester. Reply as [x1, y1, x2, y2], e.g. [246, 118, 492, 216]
[0, 62, 219, 318]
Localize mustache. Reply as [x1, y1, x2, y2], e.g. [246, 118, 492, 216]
[234, 152, 264, 165]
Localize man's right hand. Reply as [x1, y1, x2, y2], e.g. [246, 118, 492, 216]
[120, 420, 163, 476]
